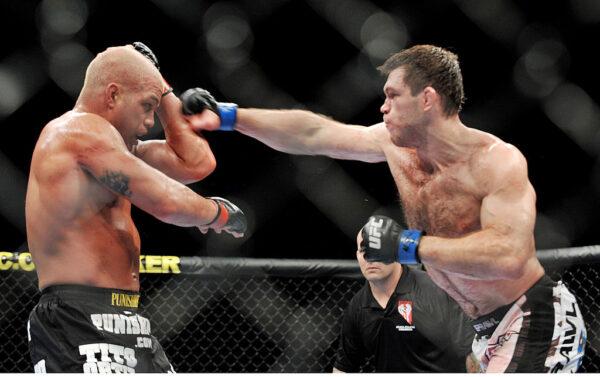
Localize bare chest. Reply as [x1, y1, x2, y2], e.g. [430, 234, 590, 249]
[389, 158, 483, 236]
[87, 185, 141, 252]
[81, 177, 138, 241]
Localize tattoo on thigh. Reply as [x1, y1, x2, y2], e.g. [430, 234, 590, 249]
[99, 171, 132, 197]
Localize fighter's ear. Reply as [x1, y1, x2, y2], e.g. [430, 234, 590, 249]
[105, 83, 120, 109]
[422, 86, 439, 112]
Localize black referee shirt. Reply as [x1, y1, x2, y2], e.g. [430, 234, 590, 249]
[334, 266, 474, 372]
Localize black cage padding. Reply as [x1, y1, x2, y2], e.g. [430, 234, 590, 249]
[1, 246, 599, 372]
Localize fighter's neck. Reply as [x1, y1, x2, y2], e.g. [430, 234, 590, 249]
[411, 119, 474, 171]
[73, 99, 103, 116]
[71, 103, 134, 150]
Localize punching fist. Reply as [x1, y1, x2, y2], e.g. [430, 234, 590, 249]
[360, 215, 422, 264]
[180, 88, 219, 115]
[201, 197, 247, 238]
[180, 87, 238, 131]
[132, 42, 160, 70]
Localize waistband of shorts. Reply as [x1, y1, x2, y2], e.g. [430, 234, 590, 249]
[528, 274, 555, 290]
[40, 284, 141, 309]
[471, 301, 513, 337]
[471, 274, 554, 336]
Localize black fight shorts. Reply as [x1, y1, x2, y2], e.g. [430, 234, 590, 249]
[471, 276, 586, 373]
[28, 284, 174, 373]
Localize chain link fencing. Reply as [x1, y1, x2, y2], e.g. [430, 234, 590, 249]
[0, 248, 599, 372]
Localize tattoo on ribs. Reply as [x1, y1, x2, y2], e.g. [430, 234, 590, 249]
[99, 171, 132, 197]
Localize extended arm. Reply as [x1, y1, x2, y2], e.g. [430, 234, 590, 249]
[179, 88, 388, 163]
[74, 116, 244, 236]
[237, 109, 386, 162]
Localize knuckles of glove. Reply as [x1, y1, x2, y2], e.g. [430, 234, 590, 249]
[209, 197, 247, 236]
[180, 88, 219, 116]
[132, 41, 159, 70]
[360, 215, 403, 264]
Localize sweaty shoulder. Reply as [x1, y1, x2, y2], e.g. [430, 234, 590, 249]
[354, 122, 393, 161]
[42, 111, 127, 160]
[29, 112, 128, 221]
[471, 133, 529, 195]
[31, 112, 131, 196]
[42, 111, 122, 145]
[366, 122, 393, 146]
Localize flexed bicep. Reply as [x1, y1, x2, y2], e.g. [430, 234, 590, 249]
[479, 148, 536, 245]
[475, 145, 538, 278]
[135, 93, 217, 184]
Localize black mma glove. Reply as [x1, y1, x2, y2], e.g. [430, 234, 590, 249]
[205, 197, 247, 236]
[181, 88, 218, 115]
[132, 41, 160, 70]
[360, 215, 423, 264]
[180, 87, 238, 131]
[132, 41, 173, 96]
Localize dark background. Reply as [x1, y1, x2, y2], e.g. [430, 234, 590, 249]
[1, 0, 599, 259]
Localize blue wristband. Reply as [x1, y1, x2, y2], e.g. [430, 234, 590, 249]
[397, 229, 422, 264]
[217, 102, 238, 131]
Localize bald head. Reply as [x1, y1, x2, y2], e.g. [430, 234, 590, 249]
[79, 45, 162, 99]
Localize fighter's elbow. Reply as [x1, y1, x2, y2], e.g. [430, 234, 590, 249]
[191, 155, 217, 181]
[498, 257, 527, 280]
[179, 155, 217, 184]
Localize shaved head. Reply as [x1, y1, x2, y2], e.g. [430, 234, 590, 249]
[74, 45, 164, 146]
[79, 45, 162, 99]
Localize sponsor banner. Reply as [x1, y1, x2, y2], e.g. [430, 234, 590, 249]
[0, 252, 181, 274]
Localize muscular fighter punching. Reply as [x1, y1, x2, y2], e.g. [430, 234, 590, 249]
[25, 43, 246, 373]
[180, 45, 586, 372]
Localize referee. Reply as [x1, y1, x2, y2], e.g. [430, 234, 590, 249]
[332, 231, 477, 373]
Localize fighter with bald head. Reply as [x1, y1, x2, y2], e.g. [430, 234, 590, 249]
[25, 43, 246, 373]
